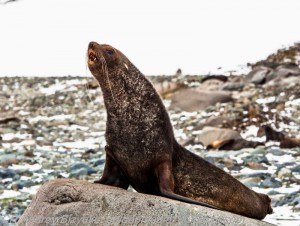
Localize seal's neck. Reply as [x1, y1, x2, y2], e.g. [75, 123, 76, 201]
[100, 63, 160, 115]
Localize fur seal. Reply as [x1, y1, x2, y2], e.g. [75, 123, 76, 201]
[265, 125, 300, 148]
[87, 41, 273, 220]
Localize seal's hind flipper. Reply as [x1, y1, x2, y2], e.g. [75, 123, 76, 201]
[94, 151, 129, 190]
[155, 159, 219, 210]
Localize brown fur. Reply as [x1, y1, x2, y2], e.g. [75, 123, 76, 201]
[265, 125, 300, 148]
[87, 41, 273, 220]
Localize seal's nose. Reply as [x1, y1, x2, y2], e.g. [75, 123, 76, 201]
[89, 42, 95, 50]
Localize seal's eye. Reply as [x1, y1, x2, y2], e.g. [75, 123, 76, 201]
[106, 49, 114, 55]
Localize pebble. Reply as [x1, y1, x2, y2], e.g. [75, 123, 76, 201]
[93, 159, 105, 167]
[11, 180, 35, 191]
[291, 164, 300, 173]
[277, 167, 292, 179]
[269, 149, 286, 156]
[243, 155, 269, 165]
[275, 191, 299, 207]
[69, 162, 97, 178]
[246, 162, 268, 170]
[0, 169, 16, 179]
[240, 177, 261, 188]
[0, 70, 300, 226]
[260, 177, 282, 188]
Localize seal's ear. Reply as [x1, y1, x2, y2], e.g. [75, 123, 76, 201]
[124, 63, 129, 71]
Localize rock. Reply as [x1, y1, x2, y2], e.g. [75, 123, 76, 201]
[221, 82, 245, 91]
[291, 164, 300, 173]
[11, 180, 35, 190]
[0, 154, 17, 164]
[18, 179, 273, 226]
[243, 155, 269, 165]
[291, 195, 300, 211]
[93, 159, 105, 167]
[0, 168, 16, 179]
[153, 81, 186, 98]
[266, 64, 300, 83]
[69, 162, 96, 178]
[169, 88, 233, 112]
[274, 191, 300, 207]
[0, 218, 9, 226]
[277, 167, 292, 179]
[194, 116, 233, 130]
[240, 177, 261, 188]
[260, 177, 282, 188]
[269, 149, 285, 156]
[246, 66, 272, 85]
[246, 162, 268, 170]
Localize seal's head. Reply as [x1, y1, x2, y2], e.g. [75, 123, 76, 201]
[87, 42, 126, 77]
[87, 41, 148, 108]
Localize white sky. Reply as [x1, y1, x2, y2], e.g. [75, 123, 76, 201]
[0, 0, 300, 76]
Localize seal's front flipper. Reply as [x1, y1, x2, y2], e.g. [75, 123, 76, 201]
[155, 160, 219, 210]
[94, 153, 129, 190]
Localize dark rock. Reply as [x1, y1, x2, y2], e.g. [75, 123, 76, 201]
[267, 190, 280, 196]
[291, 164, 300, 173]
[269, 149, 285, 156]
[11, 180, 35, 190]
[221, 82, 245, 91]
[85, 149, 97, 154]
[246, 66, 271, 85]
[243, 155, 269, 165]
[0, 168, 16, 179]
[274, 191, 299, 207]
[69, 162, 96, 178]
[260, 177, 282, 188]
[93, 159, 105, 167]
[292, 196, 300, 206]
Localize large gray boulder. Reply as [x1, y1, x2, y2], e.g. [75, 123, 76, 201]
[169, 88, 233, 112]
[17, 179, 273, 226]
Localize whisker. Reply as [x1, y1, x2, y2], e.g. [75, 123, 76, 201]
[101, 56, 117, 106]
[84, 53, 92, 102]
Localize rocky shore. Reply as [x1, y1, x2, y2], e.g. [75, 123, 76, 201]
[1, 43, 300, 225]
